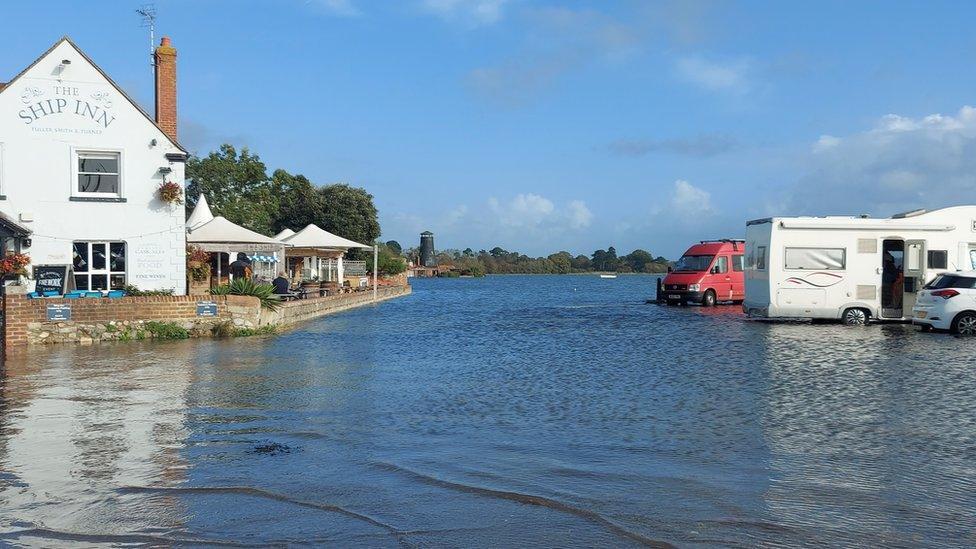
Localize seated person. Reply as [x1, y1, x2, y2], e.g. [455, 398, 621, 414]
[272, 271, 291, 295]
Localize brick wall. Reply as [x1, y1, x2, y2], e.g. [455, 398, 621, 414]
[260, 285, 411, 326]
[154, 37, 178, 142]
[3, 285, 411, 348]
[4, 294, 259, 347]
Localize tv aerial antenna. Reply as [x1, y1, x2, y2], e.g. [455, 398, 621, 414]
[136, 4, 157, 74]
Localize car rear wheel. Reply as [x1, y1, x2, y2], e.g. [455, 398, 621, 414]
[951, 312, 976, 335]
[702, 290, 716, 307]
[842, 308, 868, 326]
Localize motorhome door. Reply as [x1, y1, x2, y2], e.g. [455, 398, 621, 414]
[881, 240, 905, 319]
[903, 240, 926, 315]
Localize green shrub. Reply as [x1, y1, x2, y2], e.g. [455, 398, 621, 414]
[234, 324, 278, 337]
[211, 278, 281, 311]
[124, 284, 175, 297]
[437, 271, 460, 278]
[211, 320, 236, 338]
[145, 321, 190, 340]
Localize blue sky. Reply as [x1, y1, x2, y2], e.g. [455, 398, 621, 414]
[3, 1, 976, 257]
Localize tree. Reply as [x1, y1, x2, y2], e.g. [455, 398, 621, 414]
[186, 144, 277, 235]
[270, 169, 322, 234]
[385, 240, 403, 255]
[367, 244, 407, 276]
[571, 254, 592, 271]
[624, 249, 654, 272]
[316, 184, 381, 248]
[547, 251, 573, 274]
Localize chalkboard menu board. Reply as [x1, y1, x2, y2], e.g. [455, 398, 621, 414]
[33, 265, 74, 295]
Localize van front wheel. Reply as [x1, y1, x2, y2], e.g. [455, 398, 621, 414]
[701, 290, 716, 307]
[842, 308, 868, 326]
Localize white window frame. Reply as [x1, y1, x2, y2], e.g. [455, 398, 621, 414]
[784, 247, 846, 271]
[72, 148, 124, 199]
[73, 241, 127, 291]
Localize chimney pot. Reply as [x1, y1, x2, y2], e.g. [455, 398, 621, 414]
[160, 36, 171, 47]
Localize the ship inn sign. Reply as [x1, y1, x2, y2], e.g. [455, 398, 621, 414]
[17, 84, 116, 131]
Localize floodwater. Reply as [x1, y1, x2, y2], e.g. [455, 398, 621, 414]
[1, 275, 975, 547]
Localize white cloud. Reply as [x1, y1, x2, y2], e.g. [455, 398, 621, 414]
[786, 105, 976, 215]
[305, 0, 360, 16]
[489, 193, 555, 227]
[812, 135, 840, 152]
[674, 56, 752, 94]
[566, 200, 593, 229]
[466, 6, 643, 105]
[422, 0, 512, 26]
[670, 179, 712, 214]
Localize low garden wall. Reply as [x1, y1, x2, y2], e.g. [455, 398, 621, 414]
[3, 284, 411, 348]
[259, 285, 410, 326]
[4, 294, 261, 346]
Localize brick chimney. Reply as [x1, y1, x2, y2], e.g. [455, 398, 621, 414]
[154, 36, 177, 142]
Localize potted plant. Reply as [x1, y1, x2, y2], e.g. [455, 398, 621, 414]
[158, 181, 184, 205]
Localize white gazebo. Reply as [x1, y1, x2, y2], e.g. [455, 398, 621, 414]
[186, 195, 287, 285]
[280, 224, 375, 293]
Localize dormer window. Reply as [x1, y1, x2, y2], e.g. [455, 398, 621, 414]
[75, 150, 121, 198]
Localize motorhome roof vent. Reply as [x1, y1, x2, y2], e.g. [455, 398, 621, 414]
[891, 208, 927, 219]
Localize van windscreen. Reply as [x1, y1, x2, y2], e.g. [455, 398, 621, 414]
[673, 255, 714, 272]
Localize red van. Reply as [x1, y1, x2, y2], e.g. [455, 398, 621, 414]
[660, 240, 746, 306]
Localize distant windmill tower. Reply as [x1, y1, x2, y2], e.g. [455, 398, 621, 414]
[419, 231, 436, 267]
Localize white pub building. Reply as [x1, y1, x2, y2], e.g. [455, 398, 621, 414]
[0, 36, 187, 294]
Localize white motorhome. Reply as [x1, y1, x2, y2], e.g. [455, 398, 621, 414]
[743, 206, 976, 324]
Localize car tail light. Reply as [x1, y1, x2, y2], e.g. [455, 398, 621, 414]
[932, 289, 959, 299]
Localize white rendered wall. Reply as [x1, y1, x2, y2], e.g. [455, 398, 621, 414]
[0, 40, 186, 293]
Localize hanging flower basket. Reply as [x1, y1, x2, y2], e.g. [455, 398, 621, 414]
[186, 245, 211, 282]
[0, 252, 31, 279]
[158, 181, 184, 205]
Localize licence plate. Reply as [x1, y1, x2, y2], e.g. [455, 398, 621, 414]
[915, 311, 927, 319]
[669, 294, 681, 299]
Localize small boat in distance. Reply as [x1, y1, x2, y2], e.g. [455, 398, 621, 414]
[599, 274, 618, 279]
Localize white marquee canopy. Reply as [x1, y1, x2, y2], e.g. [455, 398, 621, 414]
[281, 224, 371, 250]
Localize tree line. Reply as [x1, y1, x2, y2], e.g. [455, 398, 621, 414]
[383, 244, 671, 276]
[186, 144, 405, 275]
[186, 144, 380, 248]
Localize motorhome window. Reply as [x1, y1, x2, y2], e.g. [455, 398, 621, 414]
[714, 256, 729, 274]
[924, 274, 976, 290]
[673, 255, 714, 272]
[784, 247, 845, 270]
[756, 247, 767, 270]
[926, 250, 947, 270]
[732, 255, 744, 272]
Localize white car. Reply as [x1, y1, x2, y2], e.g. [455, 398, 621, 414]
[912, 271, 976, 334]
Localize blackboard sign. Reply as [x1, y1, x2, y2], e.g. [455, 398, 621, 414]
[33, 264, 74, 295]
[47, 304, 71, 321]
[196, 301, 218, 317]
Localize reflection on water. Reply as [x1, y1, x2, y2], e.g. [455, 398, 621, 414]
[1, 275, 975, 547]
